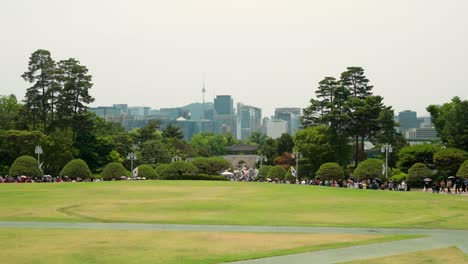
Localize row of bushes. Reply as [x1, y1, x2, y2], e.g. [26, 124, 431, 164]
[6, 155, 230, 181]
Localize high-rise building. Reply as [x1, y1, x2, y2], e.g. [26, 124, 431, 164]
[398, 110, 418, 130]
[214, 95, 234, 115]
[275, 107, 301, 135]
[236, 103, 262, 140]
[263, 117, 288, 139]
[214, 95, 236, 137]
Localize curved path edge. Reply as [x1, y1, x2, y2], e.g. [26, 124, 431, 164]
[0, 221, 466, 264]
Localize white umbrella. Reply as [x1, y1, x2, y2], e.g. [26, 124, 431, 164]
[221, 171, 234, 176]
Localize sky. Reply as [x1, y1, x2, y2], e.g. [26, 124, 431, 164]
[1, 0, 467, 117]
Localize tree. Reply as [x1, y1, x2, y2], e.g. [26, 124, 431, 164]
[0, 130, 47, 173]
[21, 49, 57, 133]
[159, 161, 199, 179]
[61, 159, 92, 179]
[137, 164, 158, 179]
[9, 155, 42, 177]
[294, 126, 337, 175]
[0, 94, 21, 131]
[162, 124, 184, 140]
[258, 165, 272, 179]
[190, 132, 227, 157]
[276, 133, 294, 154]
[136, 120, 161, 143]
[55, 58, 94, 141]
[427, 97, 468, 151]
[259, 137, 278, 165]
[353, 158, 383, 180]
[316, 162, 344, 181]
[42, 130, 74, 176]
[267, 165, 287, 180]
[192, 157, 231, 175]
[456, 160, 468, 178]
[248, 131, 268, 146]
[101, 162, 128, 180]
[407, 163, 432, 188]
[433, 148, 467, 177]
[140, 139, 171, 164]
[397, 144, 440, 173]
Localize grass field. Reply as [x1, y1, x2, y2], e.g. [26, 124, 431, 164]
[0, 228, 410, 264]
[0, 181, 467, 229]
[342, 247, 468, 264]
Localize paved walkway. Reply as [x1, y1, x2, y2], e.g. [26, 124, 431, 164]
[0, 221, 466, 263]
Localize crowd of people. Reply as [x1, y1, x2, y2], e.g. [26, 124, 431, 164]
[425, 178, 468, 194]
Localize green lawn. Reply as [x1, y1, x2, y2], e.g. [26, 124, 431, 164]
[0, 228, 409, 264]
[341, 246, 468, 264]
[0, 181, 467, 229]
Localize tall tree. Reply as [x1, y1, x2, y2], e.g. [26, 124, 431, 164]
[56, 58, 94, 141]
[21, 49, 57, 133]
[427, 97, 468, 151]
[162, 124, 184, 140]
[0, 94, 21, 131]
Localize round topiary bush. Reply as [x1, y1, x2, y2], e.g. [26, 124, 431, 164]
[407, 163, 432, 188]
[316, 162, 344, 181]
[267, 165, 287, 180]
[258, 165, 272, 180]
[61, 159, 92, 179]
[159, 161, 199, 180]
[353, 158, 383, 180]
[456, 160, 468, 178]
[137, 164, 158, 179]
[9, 155, 42, 177]
[101, 162, 128, 180]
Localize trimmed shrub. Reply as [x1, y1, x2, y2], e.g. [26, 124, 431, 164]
[390, 172, 408, 182]
[167, 174, 228, 181]
[267, 165, 287, 180]
[316, 162, 344, 181]
[353, 159, 383, 180]
[407, 163, 432, 188]
[456, 160, 468, 178]
[61, 159, 92, 179]
[433, 148, 467, 177]
[284, 168, 296, 183]
[154, 164, 170, 178]
[159, 161, 199, 180]
[192, 157, 231, 175]
[258, 165, 272, 180]
[101, 162, 128, 180]
[9, 155, 41, 177]
[137, 164, 158, 179]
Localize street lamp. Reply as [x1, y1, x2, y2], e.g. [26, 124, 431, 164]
[292, 152, 302, 182]
[257, 155, 267, 168]
[34, 145, 43, 172]
[381, 144, 393, 179]
[171, 155, 182, 162]
[127, 152, 137, 178]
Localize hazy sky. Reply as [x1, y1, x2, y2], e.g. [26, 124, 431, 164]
[1, 0, 467, 117]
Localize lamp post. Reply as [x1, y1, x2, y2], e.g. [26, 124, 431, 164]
[34, 145, 43, 173]
[292, 152, 302, 182]
[257, 155, 267, 168]
[171, 155, 182, 162]
[381, 144, 392, 179]
[127, 152, 137, 178]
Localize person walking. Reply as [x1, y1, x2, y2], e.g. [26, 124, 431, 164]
[447, 180, 452, 194]
[439, 180, 446, 193]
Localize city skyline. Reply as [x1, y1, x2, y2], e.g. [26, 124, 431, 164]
[2, 1, 468, 117]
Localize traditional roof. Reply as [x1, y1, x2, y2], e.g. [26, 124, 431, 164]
[225, 144, 259, 153]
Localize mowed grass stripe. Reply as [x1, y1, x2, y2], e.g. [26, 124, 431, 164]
[0, 228, 413, 264]
[0, 181, 467, 229]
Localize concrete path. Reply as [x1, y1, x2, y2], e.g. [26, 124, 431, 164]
[0, 221, 466, 263]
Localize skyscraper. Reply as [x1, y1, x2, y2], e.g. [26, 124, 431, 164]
[398, 110, 418, 130]
[275, 107, 301, 135]
[213, 95, 236, 137]
[236, 103, 262, 140]
[214, 95, 234, 115]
